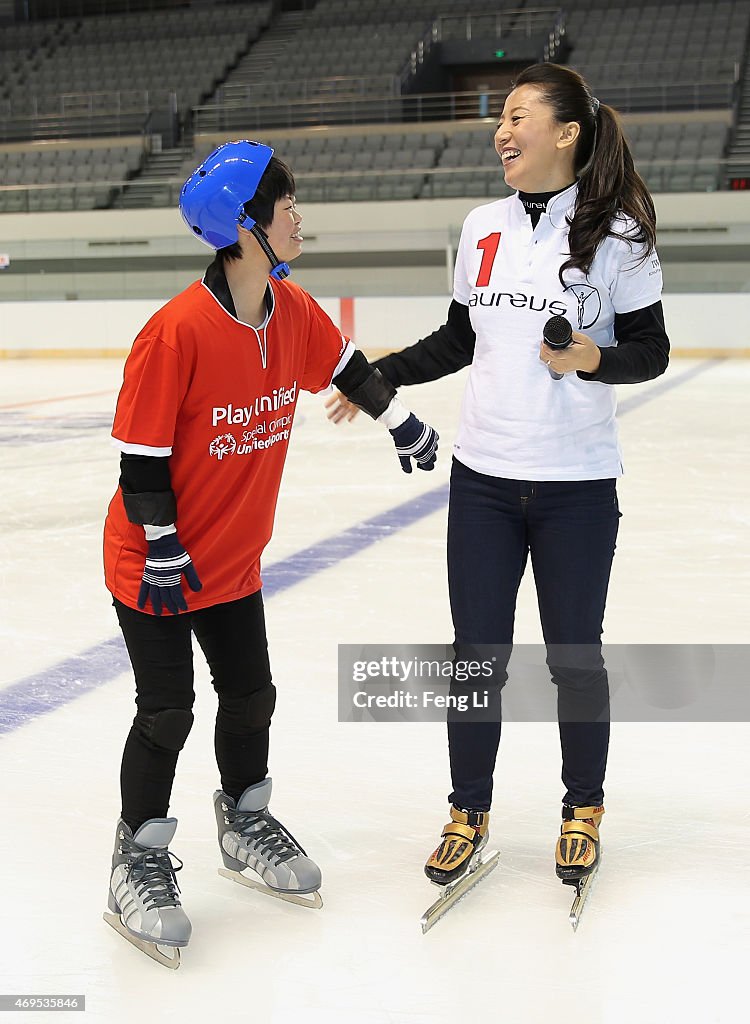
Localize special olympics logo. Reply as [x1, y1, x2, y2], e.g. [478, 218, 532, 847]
[209, 433, 237, 460]
[563, 282, 601, 330]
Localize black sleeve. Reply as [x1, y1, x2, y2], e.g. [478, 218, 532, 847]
[331, 348, 396, 420]
[119, 453, 176, 526]
[371, 299, 476, 387]
[119, 453, 171, 492]
[577, 300, 670, 385]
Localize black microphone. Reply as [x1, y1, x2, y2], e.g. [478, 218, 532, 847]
[542, 315, 573, 380]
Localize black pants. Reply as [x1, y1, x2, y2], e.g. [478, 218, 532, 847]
[447, 458, 621, 812]
[115, 592, 275, 831]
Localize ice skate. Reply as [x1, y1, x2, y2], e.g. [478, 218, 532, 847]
[555, 803, 604, 930]
[214, 778, 323, 909]
[103, 817, 191, 969]
[420, 805, 499, 933]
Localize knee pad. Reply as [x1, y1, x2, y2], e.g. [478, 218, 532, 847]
[217, 683, 276, 734]
[133, 708, 194, 752]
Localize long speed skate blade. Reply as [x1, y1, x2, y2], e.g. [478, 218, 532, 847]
[218, 868, 323, 909]
[103, 912, 182, 970]
[566, 858, 601, 931]
[420, 849, 500, 934]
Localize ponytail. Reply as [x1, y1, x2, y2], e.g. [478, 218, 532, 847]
[511, 64, 657, 286]
[567, 101, 657, 286]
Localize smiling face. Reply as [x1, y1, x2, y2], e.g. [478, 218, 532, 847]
[263, 194, 304, 263]
[495, 83, 580, 193]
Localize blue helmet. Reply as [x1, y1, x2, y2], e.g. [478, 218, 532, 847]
[179, 140, 274, 250]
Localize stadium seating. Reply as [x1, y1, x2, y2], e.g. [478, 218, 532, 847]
[0, 0, 745, 205]
[0, 141, 144, 212]
[0, 3, 271, 121]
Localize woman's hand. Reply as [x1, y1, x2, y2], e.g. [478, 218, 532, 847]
[540, 331, 602, 376]
[324, 390, 361, 423]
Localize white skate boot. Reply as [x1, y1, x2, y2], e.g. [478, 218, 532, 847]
[214, 778, 323, 909]
[103, 818, 191, 969]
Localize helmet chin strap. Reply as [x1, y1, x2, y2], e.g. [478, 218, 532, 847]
[248, 223, 290, 281]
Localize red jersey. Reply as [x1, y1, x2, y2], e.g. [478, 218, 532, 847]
[104, 261, 348, 613]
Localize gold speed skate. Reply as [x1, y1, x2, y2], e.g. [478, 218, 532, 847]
[555, 804, 604, 930]
[425, 805, 489, 884]
[421, 806, 499, 933]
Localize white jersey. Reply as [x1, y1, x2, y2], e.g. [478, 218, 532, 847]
[452, 181, 663, 480]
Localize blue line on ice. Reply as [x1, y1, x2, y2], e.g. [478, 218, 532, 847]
[0, 485, 448, 735]
[0, 360, 717, 734]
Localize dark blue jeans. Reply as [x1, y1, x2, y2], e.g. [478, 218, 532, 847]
[447, 458, 621, 812]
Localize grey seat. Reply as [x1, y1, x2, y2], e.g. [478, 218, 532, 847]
[350, 150, 374, 170]
[372, 150, 396, 169]
[692, 169, 718, 191]
[438, 148, 463, 168]
[667, 170, 693, 192]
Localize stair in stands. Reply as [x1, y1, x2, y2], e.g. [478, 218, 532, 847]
[217, 11, 308, 101]
[725, 33, 750, 181]
[112, 147, 190, 209]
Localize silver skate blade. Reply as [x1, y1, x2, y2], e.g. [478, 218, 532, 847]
[420, 849, 500, 934]
[103, 912, 182, 970]
[566, 855, 601, 931]
[218, 868, 323, 909]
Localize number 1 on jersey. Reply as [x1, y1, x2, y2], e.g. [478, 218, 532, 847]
[476, 232, 501, 287]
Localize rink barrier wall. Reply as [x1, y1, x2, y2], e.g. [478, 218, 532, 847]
[0, 294, 748, 358]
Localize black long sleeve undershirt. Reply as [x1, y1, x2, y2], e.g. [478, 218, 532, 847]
[119, 452, 171, 496]
[373, 299, 476, 386]
[372, 299, 669, 388]
[579, 301, 670, 384]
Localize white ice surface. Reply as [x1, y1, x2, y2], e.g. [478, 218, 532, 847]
[0, 358, 748, 1024]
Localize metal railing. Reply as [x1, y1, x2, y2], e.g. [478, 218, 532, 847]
[0, 71, 737, 146]
[218, 75, 402, 107]
[574, 57, 740, 86]
[0, 112, 153, 144]
[402, 7, 567, 92]
[193, 78, 738, 134]
[0, 156, 740, 215]
[574, 57, 742, 123]
[0, 89, 175, 119]
[0, 89, 178, 143]
[597, 80, 737, 114]
[435, 7, 563, 43]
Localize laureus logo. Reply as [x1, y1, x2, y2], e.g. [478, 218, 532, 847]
[563, 282, 601, 330]
[209, 433, 237, 460]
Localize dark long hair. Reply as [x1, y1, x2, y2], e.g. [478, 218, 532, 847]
[511, 63, 657, 285]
